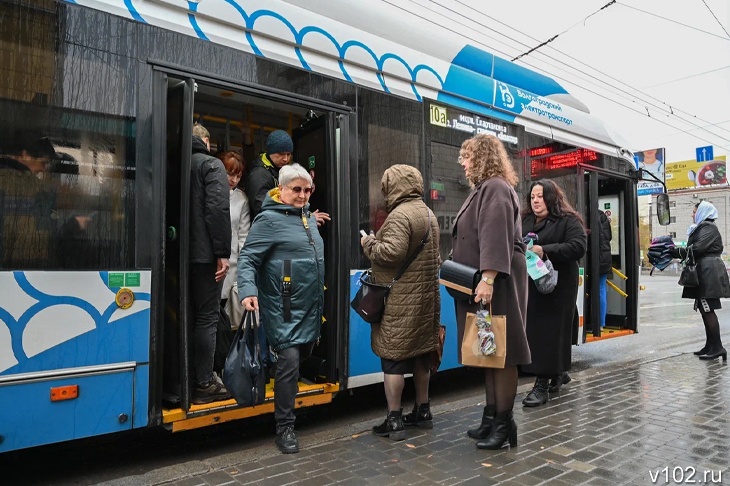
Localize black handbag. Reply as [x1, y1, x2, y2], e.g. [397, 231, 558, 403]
[678, 246, 699, 287]
[439, 259, 480, 300]
[350, 271, 392, 324]
[222, 310, 266, 407]
[352, 212, 431, 324]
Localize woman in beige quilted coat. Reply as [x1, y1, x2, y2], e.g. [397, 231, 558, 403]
[360, 164, 440, 441]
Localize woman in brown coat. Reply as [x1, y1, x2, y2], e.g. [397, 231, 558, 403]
[452, 134, 531, 450]
[360, 165, 441, 441]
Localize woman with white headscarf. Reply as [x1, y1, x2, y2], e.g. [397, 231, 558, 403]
[671, 201, 729, 361]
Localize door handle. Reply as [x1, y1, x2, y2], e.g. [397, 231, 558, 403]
[167, 226, 177, 241]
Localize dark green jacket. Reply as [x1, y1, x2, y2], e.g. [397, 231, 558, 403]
[237, 188, 324, 351]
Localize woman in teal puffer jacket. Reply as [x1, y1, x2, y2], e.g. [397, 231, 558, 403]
[237, 163, 324, 455]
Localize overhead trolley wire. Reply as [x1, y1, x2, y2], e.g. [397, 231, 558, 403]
[699, 0, 730, 38]
[447, 0, 730, 138]
[643, 65, 730, 88]
[432, 0, 730, 141]
[615, 1, 730, 41]
[512, 1, 617, 62]
[385, 0, 730, 149]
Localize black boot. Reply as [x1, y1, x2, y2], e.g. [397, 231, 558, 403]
[522, 378, 550, 407]
[548, 372, 571, 394]
[467, 405, 495, 439]
[403, 401, 433, 429]
[699, 348, 727, 361]
[476, 411, 517, 450]
[275, 426, 299, 454]
[372, 409, 406, 441]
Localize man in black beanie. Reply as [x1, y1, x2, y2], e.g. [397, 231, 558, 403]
[245, 130, 330, 226]
[245, 129, 295, 219]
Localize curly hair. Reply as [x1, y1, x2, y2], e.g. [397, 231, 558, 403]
[460, 134, 518, 187]
[522, 179, 584, 225]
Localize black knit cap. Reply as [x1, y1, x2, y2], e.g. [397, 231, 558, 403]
[266, 130, 293, 155]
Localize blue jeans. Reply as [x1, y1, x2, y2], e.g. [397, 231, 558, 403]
[599, 274, 608, 328]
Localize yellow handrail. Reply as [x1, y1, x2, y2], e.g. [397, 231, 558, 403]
[607, 279, 628, 298]
[612, 267, 628, 280]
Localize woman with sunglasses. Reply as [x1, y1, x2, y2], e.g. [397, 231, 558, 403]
[237, 163, 325, 454]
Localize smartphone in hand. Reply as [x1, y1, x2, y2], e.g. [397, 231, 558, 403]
[359, 230, 368, 238]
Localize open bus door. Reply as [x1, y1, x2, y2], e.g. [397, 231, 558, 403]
[579, 167, 640, 343]
[152, 74, 345, 432]
[158, 75, 195, 413]
[292, 112, 341, 384]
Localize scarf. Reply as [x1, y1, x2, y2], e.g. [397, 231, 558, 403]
[688, 201, 719, 236]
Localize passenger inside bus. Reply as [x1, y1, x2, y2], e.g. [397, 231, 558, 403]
[597, 209, 613, 328]
[0, 132, 56, 268]
[189, 124, 233, 405]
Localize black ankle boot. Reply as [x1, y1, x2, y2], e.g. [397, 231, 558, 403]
[467, 405, 495, 439]
[548, 372, 571, 393]
[476, 411, 517, 450]
[522, 378, 550, 407]
[403, 401, 433, 429]
[372, 409, 406, 441]
[698, 347, 727, 361]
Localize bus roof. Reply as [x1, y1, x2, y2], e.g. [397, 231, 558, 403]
[76, 0, 632, 157]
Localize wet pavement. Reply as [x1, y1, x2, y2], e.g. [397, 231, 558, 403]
[152, 352, 729, 486]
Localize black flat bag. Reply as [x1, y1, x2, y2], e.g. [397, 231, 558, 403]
[439, 259, 480, 300]
[352, 212, 431, 324]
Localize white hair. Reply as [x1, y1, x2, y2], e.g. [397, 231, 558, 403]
[278, 163, 313, 187]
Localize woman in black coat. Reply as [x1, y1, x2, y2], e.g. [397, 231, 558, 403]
[521, 179, 586, 407]
[671, 201, 729, 361]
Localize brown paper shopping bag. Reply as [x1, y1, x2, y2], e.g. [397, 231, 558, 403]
[460, 311, 506, 368]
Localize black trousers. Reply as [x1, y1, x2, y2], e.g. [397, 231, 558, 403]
[274, 342, 315, 432]
[190, 262, 222, 386]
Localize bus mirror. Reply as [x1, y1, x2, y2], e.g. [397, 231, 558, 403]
[656, 193, 671, 226]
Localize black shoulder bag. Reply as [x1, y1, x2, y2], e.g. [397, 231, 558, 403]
[351, 211, 431, 324]
[678, 245, 699, 287]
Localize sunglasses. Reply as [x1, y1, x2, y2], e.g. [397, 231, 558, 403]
[287, 185, 313, 195]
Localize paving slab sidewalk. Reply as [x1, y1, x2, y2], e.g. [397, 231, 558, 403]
[149, 354, 729, 486]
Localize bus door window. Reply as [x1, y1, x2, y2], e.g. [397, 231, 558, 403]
[598, 192, 627, 327]
[293, 111, 336, 383]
